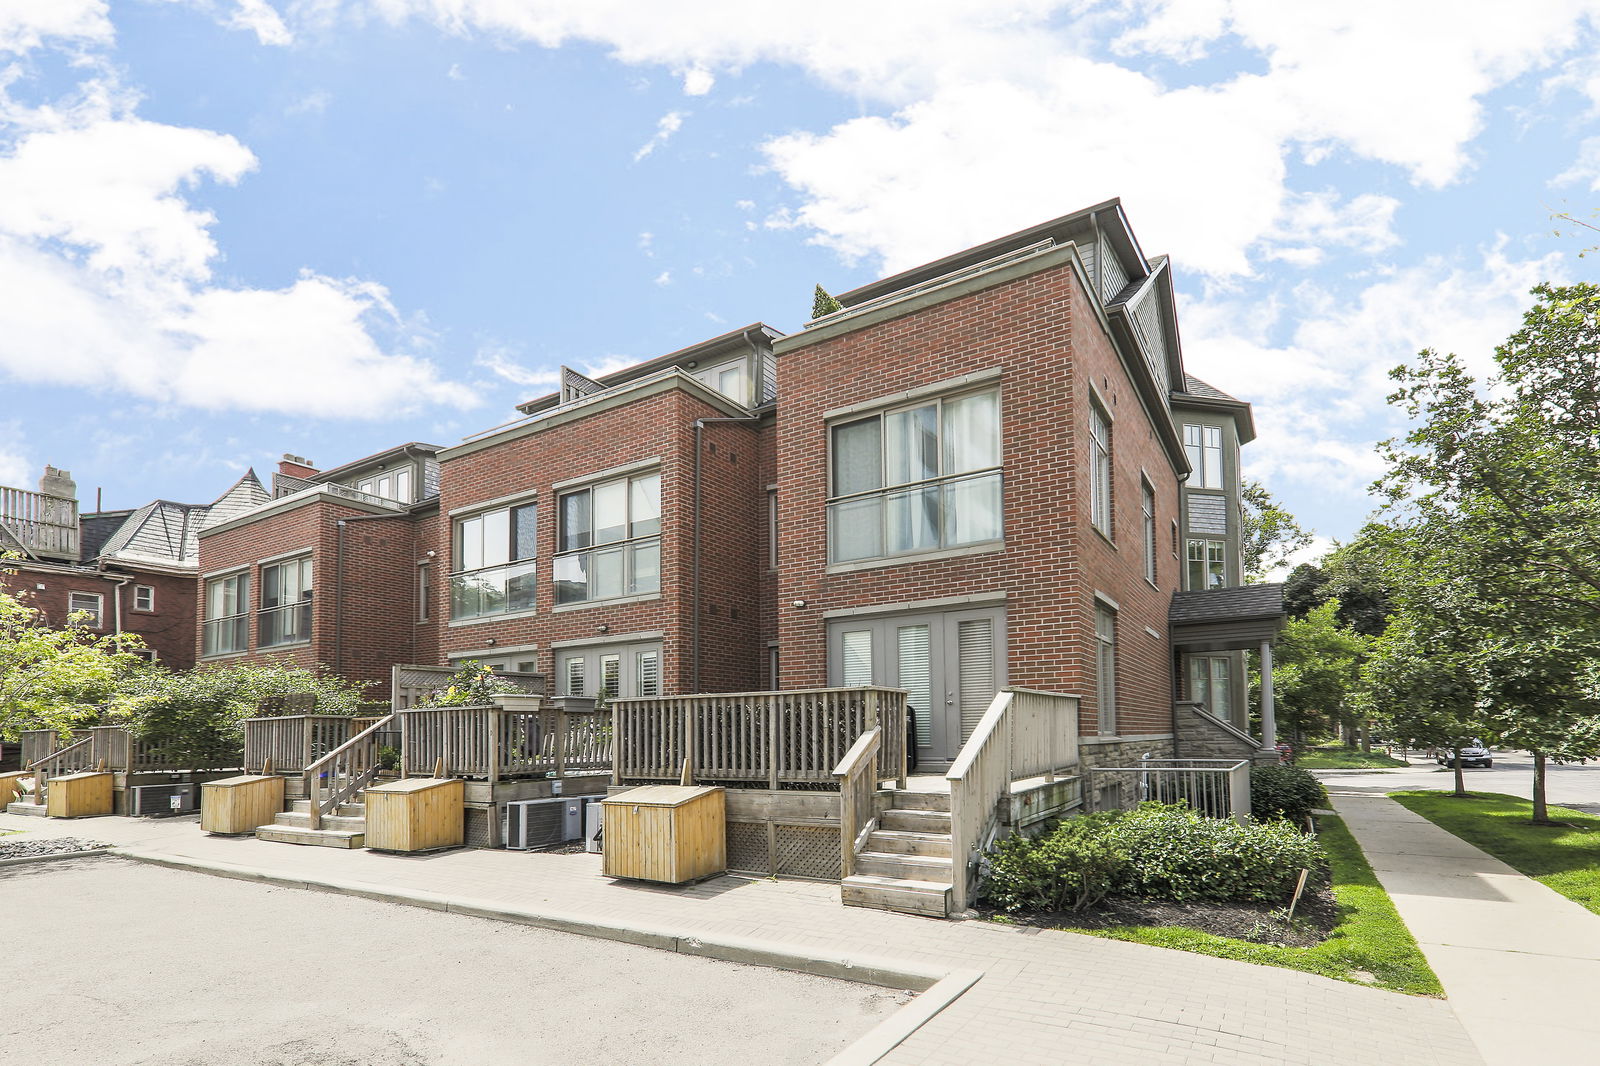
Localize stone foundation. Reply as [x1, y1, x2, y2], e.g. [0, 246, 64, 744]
[1078, 733, 1175, 811]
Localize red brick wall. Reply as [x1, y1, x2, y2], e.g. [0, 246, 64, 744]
[0, 565, 197, 668]
[438, 387, 764, 694]
[773, 258, 1183, 737]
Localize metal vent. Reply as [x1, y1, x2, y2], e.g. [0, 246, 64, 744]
[129, 783, 197, 817]
[503, 797, 586, 850]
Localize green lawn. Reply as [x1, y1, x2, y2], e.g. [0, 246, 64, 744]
[1055, 816, 1443, 996]
[1390, 790, 1600, 918]
[1297, 747, 1409, 770]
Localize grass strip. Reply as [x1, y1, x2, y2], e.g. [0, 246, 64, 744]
[1390, 790, 1600, 918]
[1297, 748, 1409, 770]
[1056, 815, 1442, 996]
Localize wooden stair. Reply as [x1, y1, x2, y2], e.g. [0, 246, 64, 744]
[255, 799, 366, 849]
[841, 789, 954, 918]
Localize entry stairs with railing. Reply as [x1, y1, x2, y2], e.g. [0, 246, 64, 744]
[258, 798, 368, 848]
[841, 787, 954, 917]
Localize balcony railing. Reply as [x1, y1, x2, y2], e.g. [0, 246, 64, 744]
[827, 469, 1002, 564]
[553, 538, 660, 604]
[450, 560, 537, 619]
[202, 614, 249, 657]
[0, 486, 78, 560]
[258, 601, 312, 647]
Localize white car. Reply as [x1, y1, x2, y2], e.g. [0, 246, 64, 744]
[1437, 739, 1493, 769]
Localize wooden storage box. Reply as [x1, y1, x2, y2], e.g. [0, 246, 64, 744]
[46, 772, 113, 818]
[364, 778, 464, 852]
[201, 774, 286, 834]
[602, 785, 726, 884]
[0, 771, 28, 806]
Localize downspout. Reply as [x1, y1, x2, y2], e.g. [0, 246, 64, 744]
[96, 558, 133, 648]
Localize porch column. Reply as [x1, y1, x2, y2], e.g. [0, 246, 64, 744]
[1259, 640, 1277, 750]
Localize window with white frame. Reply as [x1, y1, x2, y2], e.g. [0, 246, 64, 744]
[1141, 480, 1156, 584]
[559, 642, 660, 699]
[1187, 539, 1227, 590]
[828, 388, 1001, 564]
[203, 573, 249, 656]
[259, 557, 313, 647]
[68, 591, 103, 628]
[690, 358, 750, 405]
[133, 584, 154, 611]
[1188, 656, 1233, 718]
[355, 467, 412, 503]
[554, 472, 660, 604]
[452, 502, 538, 619]
[1184, 424, 1223, 489]
[1089, 401, 1112, 537]
[1095, 604, 1117, 735]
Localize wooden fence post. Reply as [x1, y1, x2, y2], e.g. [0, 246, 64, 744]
[768, 696, 780, 791]
[554, 709, 567, 779]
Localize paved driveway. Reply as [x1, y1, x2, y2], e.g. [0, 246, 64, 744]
[1313, 750, 1600, 812]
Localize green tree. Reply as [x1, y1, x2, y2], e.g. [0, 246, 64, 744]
[812, 284, 843, 319]
[1356, 611, 1482, 796]
[1240, 479, 1313, 581]
[1267, 600, 1368, 742]
[0, 571, 147, 740]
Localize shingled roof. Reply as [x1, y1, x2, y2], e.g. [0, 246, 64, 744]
[1170, 583, 1286, 626]
[1179, 374, 1240, 402]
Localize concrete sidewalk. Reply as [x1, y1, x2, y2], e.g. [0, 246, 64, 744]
[2, 810, 1481, 1066]
[1331, 792, 1600, 1066]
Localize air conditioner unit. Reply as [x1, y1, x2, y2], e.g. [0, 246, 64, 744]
[583, 796, 604, 853]
[503, 797, 588, 850]
[130, 783, 198, 817]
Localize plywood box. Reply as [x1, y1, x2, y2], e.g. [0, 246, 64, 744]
[365, 778, 464, 852]
[0, 771, 28, 806]
[602, 785, 726, 884]
[201, 775, 286, 834]
[46, 772, 113, 818]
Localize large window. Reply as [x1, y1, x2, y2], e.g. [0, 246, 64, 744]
[554, 472, 661, 604]
[1187, 539, 1226, 590]
[452, 502, 538, 620]
[259, 557, 313, 647]
[67, 591, 103, 629]
[355, 467, 412, 503]
[559, 642, 661, 699]
[1090, 402, 1112, 537]
[1141, 480, 1156, 584]
[1095, 604, 1117, 735]
[1188, 656, 1233, 718]
[203, 573, 249, 656]
[828, 388, 1001, 564]
[690, 358, 749, 405]
[1184, 424, 1223, 489]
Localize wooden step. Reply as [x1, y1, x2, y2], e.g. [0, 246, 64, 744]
[880, 808, 951, 834]
[271, 812, 366, 832]
[855, 851, 954, 884]
[289, 800, 365, 817]
[4, 801, 48, 818]
[841, 874, 951, 918]
[255, 825, 365, 849]
[890, 789, 951, 812]
[866, 829, 952, 858]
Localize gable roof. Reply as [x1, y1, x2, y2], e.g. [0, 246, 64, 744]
[94, 471, 269, 570]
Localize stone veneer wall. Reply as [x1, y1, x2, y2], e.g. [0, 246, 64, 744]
[1078, 733, 1176, 811]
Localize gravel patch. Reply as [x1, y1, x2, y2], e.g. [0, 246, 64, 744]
[0, 835, 109, 860]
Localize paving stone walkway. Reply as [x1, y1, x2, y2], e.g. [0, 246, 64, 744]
[1332, 791, 1600, 1066]
[1, 810, 1482, 1066]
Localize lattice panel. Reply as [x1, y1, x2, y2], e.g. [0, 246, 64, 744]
[464, 807, 495, 849]
[774, 824, 841, 881]
[726, 821, 769, 874]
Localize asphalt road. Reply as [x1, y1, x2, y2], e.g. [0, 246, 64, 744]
[1315, 749, 1600, 813]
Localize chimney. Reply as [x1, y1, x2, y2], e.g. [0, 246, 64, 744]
[278, 454, 319, 479]
[39, 465, 77, 502]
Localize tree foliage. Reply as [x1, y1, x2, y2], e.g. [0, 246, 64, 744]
[1240, 479, 1313, 581]
[1356, 610, 1482, 795]
[1267, 600, 1368, 740]
[811, 284, 843, 319]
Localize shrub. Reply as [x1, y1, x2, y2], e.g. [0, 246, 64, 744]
[982, 812, 1128, 914]
[1101, 803, 1325, 903]
[1251, 764, 1326, 823]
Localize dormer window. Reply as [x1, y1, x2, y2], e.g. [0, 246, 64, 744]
[355, 468, 412, 503]
[690, 358, 749, 405]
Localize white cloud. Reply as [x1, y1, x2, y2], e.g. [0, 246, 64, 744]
[682, 67, 714, 96]
[1556, 136, 1600, 190]
[447, 62, 464, 80]
[0, 0, 111, 55]
[0, 76, 475, 418]
[1263, 190, 1401, 265]
[227, 0, 293, 45]
[0, 421, 29, 487]
[285, 90, 330, 116]
[653, 270, 671, 286]
[632, 110, 685, 162]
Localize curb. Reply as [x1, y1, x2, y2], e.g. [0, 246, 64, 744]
[115, 848, 977, 1064]
[0, 846, 114, 868]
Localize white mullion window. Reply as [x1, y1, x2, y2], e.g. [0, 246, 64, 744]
[203, 572, 250, 656]
[133, 584, 155, 611]
[553, 471, 661, 605]
[356, 467, 413, 503]
[259, 556, 313, 647]
[451, 502, 538, 620]
[827, 388, 1001, 564]
[67, 591, 103, 629]
[1090, 402, 1112, 537]
[1186, 539, 1227, 590]
[1184, 424, 1224, 490]
[1140, 480, 1156, 583]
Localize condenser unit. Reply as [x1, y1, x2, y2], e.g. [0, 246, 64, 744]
[502, 797, 588, 850]
[129, 783, 198, 817]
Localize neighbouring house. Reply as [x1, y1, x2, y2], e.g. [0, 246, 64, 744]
[192, 445, 445, 695]
[0, 465, 269, 668]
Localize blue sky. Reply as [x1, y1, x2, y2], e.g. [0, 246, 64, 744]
[1, 2, 1597, 564]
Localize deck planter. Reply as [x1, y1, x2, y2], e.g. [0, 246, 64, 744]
[365, 777, 464, 852]
[201, 774, 286, 834]
[46, 772, 113, 818]
[602, 785, 726, 884]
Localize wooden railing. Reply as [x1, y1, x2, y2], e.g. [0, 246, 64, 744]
[23, 736, 95, 809]
[611, 687, 908, 790]
[19, 730, 59, 770]
[19, 725, 241, 777]
[832, 727, 882, 879]
[397, 701, 609, 781]
[946, 688, 1080, 912]
[0, 485, 78, 559]
[304, 714, 395, 829]
[390, 663, 546, 711]
[243, 715, 358, 773]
